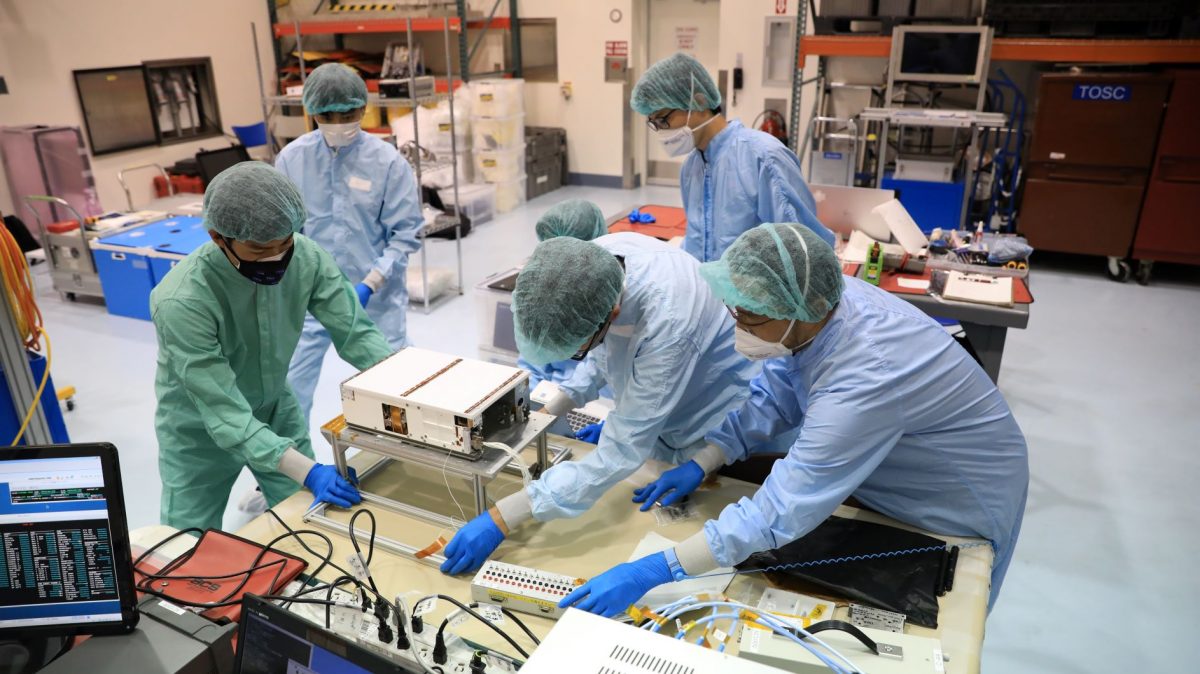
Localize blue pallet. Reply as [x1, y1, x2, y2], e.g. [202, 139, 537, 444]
[880, 173, 967, 234]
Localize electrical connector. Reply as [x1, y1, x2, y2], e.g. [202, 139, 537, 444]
[469, 651, 487, 674]
[374, 600, 390, 623]
[411, 614, 424, 634]
[377, 620, 393, 645]
[432, 633, 448, 665]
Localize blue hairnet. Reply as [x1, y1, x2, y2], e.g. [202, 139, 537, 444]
[302, 63, 368, 115]
[203, 162, 306, 243]
[699, 223, 844, 322]
[513, 238, 624, 365]
[535, 199, 607, 242]
[631, 52, 722, 116]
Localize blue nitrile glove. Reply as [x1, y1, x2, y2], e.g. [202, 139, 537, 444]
[632, 460, 704, 512]
[355, 283, 373, 307]
[440, 512, 505, 576]
[574, 422, 604, 444]
[305, 465, 361, 509]
[559, 553, 673, 618]
[628, 209, 657, 224]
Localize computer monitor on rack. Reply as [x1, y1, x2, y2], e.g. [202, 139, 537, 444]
[891, 25, 992, 85]
[195, 144, 252, 186]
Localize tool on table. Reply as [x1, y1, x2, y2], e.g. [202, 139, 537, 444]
[471, 560, 585, 619]
[865, 242, 884, 285]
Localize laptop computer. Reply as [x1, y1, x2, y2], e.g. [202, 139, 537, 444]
[0, 443, 140, 638]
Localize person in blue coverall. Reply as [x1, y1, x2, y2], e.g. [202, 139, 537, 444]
[276, 63, 423, 419]
[518, 199, 613, 442]
[438, 232, 760, 576]
[560, 223, 1029, 618]
[631, 53, 835, 262]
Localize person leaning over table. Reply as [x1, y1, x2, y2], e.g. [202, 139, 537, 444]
[558, 223, 1029, 618]
[151, 162, 394, 531]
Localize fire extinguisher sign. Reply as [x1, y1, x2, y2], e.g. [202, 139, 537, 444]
[1072, 83, 1131, 102]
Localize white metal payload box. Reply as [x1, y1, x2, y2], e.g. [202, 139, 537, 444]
[340, 348, 530, 459]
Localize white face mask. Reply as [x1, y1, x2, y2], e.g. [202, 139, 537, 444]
[319, 121, 360, 148]
[655, 112, 717, 157]
[734, 321, 817, 360]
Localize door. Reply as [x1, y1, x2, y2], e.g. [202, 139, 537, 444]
[644, 0, 721, 186]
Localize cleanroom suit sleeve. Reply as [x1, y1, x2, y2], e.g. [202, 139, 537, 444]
[677, 384, 906, 574]
[371, 157, 423, 282]
[705, 358, 806, 465]
[308, 250, 395, 370]
[756, 153, 837, 248]
[524, 338, 697, 521]
[154, 299, 293, 474]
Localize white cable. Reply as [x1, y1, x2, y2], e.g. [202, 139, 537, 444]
[482, 441, 533, 487]
[440, 446, 468, 529]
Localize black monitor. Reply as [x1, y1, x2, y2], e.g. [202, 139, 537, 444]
[236, 594, 419, 673]
[0, 444, 139, 638]
[195, 145, 252, 186]
[892, 25, 990, 85]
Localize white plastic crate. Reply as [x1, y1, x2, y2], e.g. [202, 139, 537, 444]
[469, 78, 525, 117]
[438, 183, 496, 225]
[493, 174, 527, 213]
[471, 113, 525, 150]
[473, 143, 527, 183]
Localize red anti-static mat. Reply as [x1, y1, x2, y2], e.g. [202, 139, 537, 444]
[608, 204, 688, 240]
[134, 528, 307, 625]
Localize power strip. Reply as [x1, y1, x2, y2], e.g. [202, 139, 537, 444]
[278, 582, 520, 673]
[470, 561, 585, 619]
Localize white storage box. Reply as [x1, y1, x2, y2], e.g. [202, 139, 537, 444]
[340, 347, 530, 458]
[469, 78, 525, 117]
[471, 113, 525, 150]
[438, 183, 496, 225]
[428, 107, 470, 154]
[493, 174, 527, 213]
[473, 144, 526, 183]
[475, 267, 521, 364]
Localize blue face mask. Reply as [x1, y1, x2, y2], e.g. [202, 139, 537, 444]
[221, 236, 294, 285]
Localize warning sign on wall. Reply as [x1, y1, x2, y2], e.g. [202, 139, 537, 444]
[605, 40, 628, 57]
[675, 26, 699, 51]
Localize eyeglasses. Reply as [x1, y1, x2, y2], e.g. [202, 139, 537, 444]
[646, 110, 676, 131]
[571, 313, 616, 361]
[725, 305, 773, 327]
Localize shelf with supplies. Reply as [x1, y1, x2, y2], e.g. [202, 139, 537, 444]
[271, 16, 510, 37]
[799, 35, 1200, 64]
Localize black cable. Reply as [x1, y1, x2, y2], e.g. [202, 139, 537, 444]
[501, 608, 540, 646]
[348, 508, 380, 593]
[424, 594, 529, 659]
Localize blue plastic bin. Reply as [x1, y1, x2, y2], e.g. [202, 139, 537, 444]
[0, 352, 70, 445]
[232, 122, 268, 148]
[148, 216, 210, 284]
[880, 172, 968, 234]
[94, 216, 204, 320]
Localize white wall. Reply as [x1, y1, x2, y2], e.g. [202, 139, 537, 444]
[645, 0, 721, 170]
[0, 0, 275, 216]
[518, 0, 634, 178]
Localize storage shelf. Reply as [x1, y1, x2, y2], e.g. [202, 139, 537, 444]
[265, 92, 450, 108]
[272, 17, 510, 37]
[799, 36, 1200, 64]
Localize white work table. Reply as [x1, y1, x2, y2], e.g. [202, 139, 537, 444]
[132, 435, 993, 673]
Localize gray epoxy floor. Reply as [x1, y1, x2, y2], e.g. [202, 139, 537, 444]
[30, 185, 1200, 671]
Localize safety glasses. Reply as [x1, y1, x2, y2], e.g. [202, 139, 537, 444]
[571, 313, 616, 361]
[646, 110, 676, 131]
[725, 305, 773, 328]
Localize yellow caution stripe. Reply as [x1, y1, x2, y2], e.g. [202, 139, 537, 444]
[330, 3, 397, 12]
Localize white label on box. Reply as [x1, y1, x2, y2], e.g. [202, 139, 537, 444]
[746, 627, 763, 653]
[158, 600, 187, 616]
[1049, 151, 1066, 160]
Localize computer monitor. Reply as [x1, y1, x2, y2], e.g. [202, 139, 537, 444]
[236, 594, 419, 673]
[0, 444, 139, 638]
[891, 25, 992, 85]
[195, 144, 252, 186]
